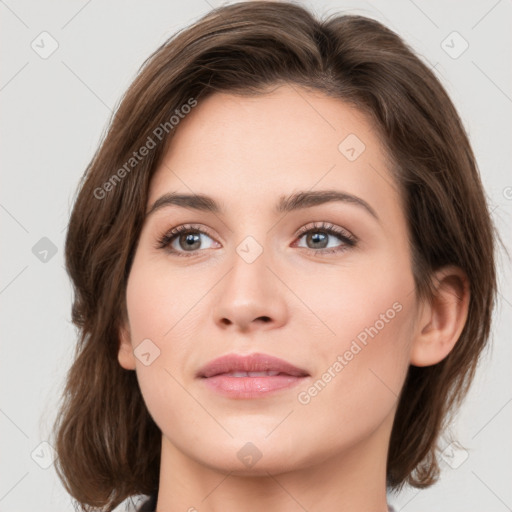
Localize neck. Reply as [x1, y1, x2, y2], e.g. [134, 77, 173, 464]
[154, 412, 393, 512]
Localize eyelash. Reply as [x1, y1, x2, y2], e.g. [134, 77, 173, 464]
[155, 221, 357, 258]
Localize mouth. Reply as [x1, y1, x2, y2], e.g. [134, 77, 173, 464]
[211, 370, 290, 377]
[197, 352, 310, 398]
[197, 352, 309, 378]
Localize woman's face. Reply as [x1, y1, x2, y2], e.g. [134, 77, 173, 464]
[118, 84, 420, 474]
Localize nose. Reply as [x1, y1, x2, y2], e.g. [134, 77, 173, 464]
[212, 243, 289, 333]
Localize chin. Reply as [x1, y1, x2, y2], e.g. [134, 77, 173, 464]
[182, 434, 322, 477]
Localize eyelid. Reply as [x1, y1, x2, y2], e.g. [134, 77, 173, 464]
[294, 221, 356, 242]
[155, 223, 218, 253]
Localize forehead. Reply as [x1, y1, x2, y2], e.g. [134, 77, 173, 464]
[148, 85, 400, 220]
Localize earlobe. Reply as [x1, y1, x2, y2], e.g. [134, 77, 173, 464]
[410, 266, 470, 367]
[118, 323, 136, 370]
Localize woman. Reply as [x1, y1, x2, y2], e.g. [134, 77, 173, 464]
[52, 2, 498, 511]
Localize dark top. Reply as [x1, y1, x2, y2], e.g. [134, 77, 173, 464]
[137, 493, 157, 512]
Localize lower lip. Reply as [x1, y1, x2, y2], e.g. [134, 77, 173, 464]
[201, 375, 307, 398]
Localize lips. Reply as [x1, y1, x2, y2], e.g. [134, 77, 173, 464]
[197, 352, 309, 379]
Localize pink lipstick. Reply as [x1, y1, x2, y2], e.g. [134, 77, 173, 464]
[197, 352, 309, 399]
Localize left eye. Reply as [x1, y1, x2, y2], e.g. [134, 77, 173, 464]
[293, 222, 357, 254]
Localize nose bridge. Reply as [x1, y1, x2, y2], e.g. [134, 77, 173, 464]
[212, 230, 288, 331]
[226, 233, 271, 303]
[226, 214, 272, 282]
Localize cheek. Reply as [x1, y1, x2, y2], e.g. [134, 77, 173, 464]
[292, 260, 415, 407]
[125, 253, 205, 347]
[124, 254, 210, 416]
[293, 291, 415, 449]
[124, 264, 196, 442]
[290, 253, 415, 353]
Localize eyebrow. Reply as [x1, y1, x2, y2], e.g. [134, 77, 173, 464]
[145, 189, 379, 221]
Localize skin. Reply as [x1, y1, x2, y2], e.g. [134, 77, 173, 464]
[118, 84, 470, 512]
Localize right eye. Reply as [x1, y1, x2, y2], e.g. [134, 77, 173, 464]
[156, 224, 219, 257]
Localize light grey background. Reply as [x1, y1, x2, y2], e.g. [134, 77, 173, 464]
[1, 1, 511, 511]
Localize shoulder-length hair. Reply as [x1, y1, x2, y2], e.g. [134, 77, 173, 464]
[52, 1, 498, 510]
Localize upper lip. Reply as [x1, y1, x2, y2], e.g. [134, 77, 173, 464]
[197, 352, 309, 378]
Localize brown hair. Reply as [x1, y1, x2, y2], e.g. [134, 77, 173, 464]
[52, 1, 498, 510]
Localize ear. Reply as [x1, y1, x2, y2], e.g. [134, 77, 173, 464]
[118, 321, 136, 370]
[410, 266, 470, 367]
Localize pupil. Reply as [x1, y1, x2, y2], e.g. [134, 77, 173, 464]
[308, 232, 327, 248]
[181, 233, 200, 250]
